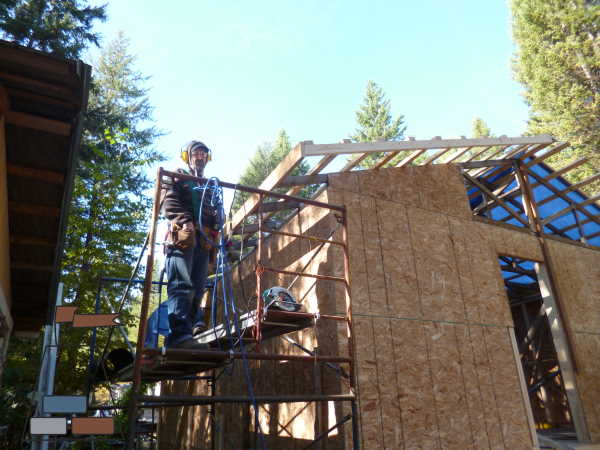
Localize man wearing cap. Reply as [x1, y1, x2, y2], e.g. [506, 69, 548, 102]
[161, 140, 218, 349]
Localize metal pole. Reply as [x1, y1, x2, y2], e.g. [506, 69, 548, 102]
[86, 280, 103, 400]
[125, 168, 163, 449]
[340, 210, 360, 450]
[32, 283, 63, 450]
[255, 195, 264, 343]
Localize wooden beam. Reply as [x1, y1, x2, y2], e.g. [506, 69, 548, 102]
[513, 161, 536, 231]
[8, 201, 60, 217]
[0, 71, 73, 99]
[464, 172, 530, 227]
[540, 193, 600, 226]
[534, 263, 590, 441]
[279, 174, 328, 188]
[285, 154, 335, 197]
[227, 143, 304, 235]
[302, 135, 554, 157]
[519, 141, 565, 161]
[6, 87, 77, 108]
[422, 147, 452, 165]
[473, 186, 521, 214]
[459, 159, 515, 169]
[341, 153, 369, 172]
[536, 157, 588, 184]
[509, 328, 541, 448]
[532, 173, 600, 206]
[536, 171, 599, 207]
[524, 142, 571, 168]
[257, 200, 303, 213]
[0, 83, 10, 113]
[7, 163, 64, 184]
[443, 146, 475, 163]
[11, 262, 54, 271]
[472, 144, 512, 164]
[5, 110, 71, 136]
[462, 145, 493, 163]
[371, 151, 401, 169]
[10, 234, 56, 246]
[524, 167, 600, 227]
[585, 230, 600, 240]
[469, 144, 532, 178]
[555, 217, 595, 234]
[395, 149, 426, 168]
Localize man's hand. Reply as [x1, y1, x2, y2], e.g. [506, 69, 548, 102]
[172, 221, 196, 249]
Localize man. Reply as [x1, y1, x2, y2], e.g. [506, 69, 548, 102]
[161, 140, 218, 349]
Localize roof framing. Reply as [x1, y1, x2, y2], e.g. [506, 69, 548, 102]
[226, 134, 599, 248]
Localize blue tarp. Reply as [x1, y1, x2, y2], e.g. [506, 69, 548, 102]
[468, 158, 600, 249]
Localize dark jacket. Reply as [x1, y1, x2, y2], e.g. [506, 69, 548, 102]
[162, 168, 217, 229]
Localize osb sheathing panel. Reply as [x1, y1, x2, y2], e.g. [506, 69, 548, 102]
[177, 187, 349, 449]
[171, 165, 550, 449]
[328, 165, 533, 449]
[158, 379, 212, 450]
[545, 239, 600, 440]
[545, 239, 600, 333]
[572, 333, 600, 442]
[477, 221, 543, 262]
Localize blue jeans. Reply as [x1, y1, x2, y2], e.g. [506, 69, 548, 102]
[164, 244, 210, 347]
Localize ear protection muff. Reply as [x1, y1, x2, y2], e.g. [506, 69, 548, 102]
[181, 141, 212, 164]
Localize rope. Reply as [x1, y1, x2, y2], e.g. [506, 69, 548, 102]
[194, 178, 267, 450]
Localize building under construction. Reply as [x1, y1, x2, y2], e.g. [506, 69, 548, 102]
[114, 135, 600, 449]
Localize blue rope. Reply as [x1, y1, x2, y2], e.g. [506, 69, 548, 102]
[194, 178, 267, 449]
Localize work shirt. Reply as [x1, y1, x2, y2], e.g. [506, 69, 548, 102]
[162, 168, 218, 229]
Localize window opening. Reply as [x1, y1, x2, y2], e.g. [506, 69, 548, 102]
[498, 256, 575, 439]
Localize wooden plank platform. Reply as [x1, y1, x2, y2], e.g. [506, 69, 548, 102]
[196, 308, 315, 348]
[114, 308, 317, 382]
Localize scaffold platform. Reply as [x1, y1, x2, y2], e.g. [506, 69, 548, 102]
[114, 308, 341, 382]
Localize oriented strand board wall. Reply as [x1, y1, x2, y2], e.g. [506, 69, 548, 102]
[544, 240, 600, 441]
[159, 188, 348, 450]
[326, 166, 534, 449]
[160, 163, 600, 448]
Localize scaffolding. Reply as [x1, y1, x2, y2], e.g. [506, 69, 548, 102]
[83, 136, 600, 448]
[87, 168, 362, 449]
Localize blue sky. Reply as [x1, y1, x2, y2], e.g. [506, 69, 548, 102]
[91, 0, 530, 192]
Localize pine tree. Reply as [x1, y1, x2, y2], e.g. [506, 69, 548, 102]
[0, 0, 106, 59]
[511, 0, 600, 192]
[472, 117, 493, 138]
[56, 33, 164, 394]
[350, 80, 406, 168]
[231, 129, 310, 214]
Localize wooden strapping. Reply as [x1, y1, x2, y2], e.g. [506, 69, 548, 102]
[525, 168, 600, 227]
[541, 194, 600, 226]
[463, 173, 529, 227]
[524, 142, 571, 168]
[395, 149, 426, 168]
[422, 147, 452, 165]
[227, 143, 304, 235]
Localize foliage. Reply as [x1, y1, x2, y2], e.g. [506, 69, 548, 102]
[472, 117, 493, 138]
[0, 0, 106, 59]
[349, 80, 406, 168]
[230, 129, 312, 216]
[57, 32, 164, 395]
[467, 117, 500, 160]
[0, 336, 42, 449]
[511, 0, 600, 193]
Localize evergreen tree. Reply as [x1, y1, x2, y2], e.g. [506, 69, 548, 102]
[350, 80, 406, 168]
[231, 129, 310, 215]
[511, 0, 600, 191]
[56, 33, 164, 394]
[0, 0, 106, 59]
[472, 117, 493, 138]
